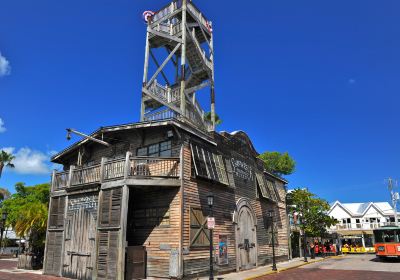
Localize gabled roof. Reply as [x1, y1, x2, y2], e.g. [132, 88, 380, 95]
[329, 201, 396, 217]
[51, 119, 216, 163]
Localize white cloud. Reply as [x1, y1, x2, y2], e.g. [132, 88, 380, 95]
[1, 147, 51, 175]
[0, 118, 5, 133]
[0, 52, 11, 77]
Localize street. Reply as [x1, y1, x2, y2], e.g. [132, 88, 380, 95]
[0, 255, 398, 279]
[256, 254, 400, 280]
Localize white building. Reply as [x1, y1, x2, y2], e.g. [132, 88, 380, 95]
[327, 201, 399, 249]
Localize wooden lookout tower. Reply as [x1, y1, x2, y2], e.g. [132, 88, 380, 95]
[141, 0, 216, 132]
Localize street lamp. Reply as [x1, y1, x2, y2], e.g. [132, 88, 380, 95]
[267, 210, 277, 271]
[0, 211, 8, 255]
[207, 193, 214, 280]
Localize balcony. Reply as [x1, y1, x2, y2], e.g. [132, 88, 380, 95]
[52, 155, 181, 191]
[331, 222, 395, 231]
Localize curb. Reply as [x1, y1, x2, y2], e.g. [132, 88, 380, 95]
[245, 255, 344, 280]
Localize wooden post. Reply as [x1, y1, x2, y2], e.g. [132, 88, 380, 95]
[210, 26, 216, 131]
[117, 185, 129, 280]
[180, 0, 187, 118]
[100, 157, 106, 184]
[68, 165, 75, 189]
[141, 26, 151, 121]
[124, 151, 132, 179]
[51, 170, 56, 192]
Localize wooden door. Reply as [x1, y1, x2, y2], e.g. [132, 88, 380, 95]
[63, 195, 98, 280]
[237, 206, 257, 270]
[126, 246, 146, 279]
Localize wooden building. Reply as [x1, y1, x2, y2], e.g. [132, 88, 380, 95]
[43, 1, 289, 279]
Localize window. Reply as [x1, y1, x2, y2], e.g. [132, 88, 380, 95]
[190, 143, 229, 185]
[136, 140, 172, 157]
[148, 143, 159, 157]
[375, 229, 398, 243]
[160, 140, 172, 157]
[133, 207, 170, 228]
[190, 208, 210, 247]
[137, 147, 147, 156]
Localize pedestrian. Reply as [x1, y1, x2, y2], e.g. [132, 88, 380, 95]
[310, 242, 315, 259]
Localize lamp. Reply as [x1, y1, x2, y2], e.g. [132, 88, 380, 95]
[207, 193, 214, 208]
[267, 210, 277, 271]
[1, 212, 8, 221]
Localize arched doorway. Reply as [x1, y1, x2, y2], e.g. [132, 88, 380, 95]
[235, 199, 257, 271]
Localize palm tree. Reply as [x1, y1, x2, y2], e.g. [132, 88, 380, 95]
[205, 111, 222, 126]
[0, 188, 10, 202]
[0, 150, 15, 178]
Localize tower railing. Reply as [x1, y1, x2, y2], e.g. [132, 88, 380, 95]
[151, 1, 182, 25]
[186, 2, 211, 34]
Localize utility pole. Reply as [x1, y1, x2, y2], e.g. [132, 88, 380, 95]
[388, 178, 399, 226]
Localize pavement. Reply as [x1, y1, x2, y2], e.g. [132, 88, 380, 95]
[255, 254, 400, 280]
[198, 255, 341, 280]
[0, 258, 68, 280]
[0, 254, 397, 279]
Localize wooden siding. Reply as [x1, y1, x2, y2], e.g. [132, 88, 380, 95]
[126, 187, 181, 278]
[182, 144, 237, 277]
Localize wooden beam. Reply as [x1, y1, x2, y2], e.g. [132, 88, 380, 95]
[185, 81, 210, 94]
[118, 184, 129, 279]
[150, 50, 170, 85]
[146, 43, 181, 88]
[148, 28, 182, 44]
[180, 0, 188, 117]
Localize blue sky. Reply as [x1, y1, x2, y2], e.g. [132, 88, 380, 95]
[1, 0, 400, 206]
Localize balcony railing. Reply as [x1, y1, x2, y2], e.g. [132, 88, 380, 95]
[52, 154, 181, 191]
[331, 222, 394, 231]
[129, 157, 180, 178]
[53, 171, 69, 191]
[104, 158, 125, 181]
[71, 164, 101, 186]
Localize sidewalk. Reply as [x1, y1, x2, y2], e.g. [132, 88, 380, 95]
[197, 255, 344, 280]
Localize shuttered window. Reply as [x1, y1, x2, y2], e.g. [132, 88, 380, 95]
[99, 188, 122, 227]
[266, 180, 278, 202]
[255, 172, 271, 200]
[44, 231, 64, 275]
[270, 180, 281, 201]
[190, 208, 210, 247]
[191, 143, 229, 185]
[49, 197, 65, 229]
[97, 231, 119, 279]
